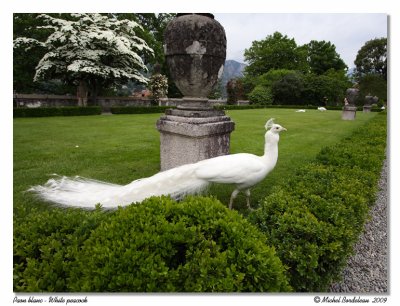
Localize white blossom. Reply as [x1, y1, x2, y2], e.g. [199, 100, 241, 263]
[13, 37, 45, 51]
[14, 13, 154, 86]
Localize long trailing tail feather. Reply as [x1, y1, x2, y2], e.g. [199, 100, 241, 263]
[28, 163, 209, 209]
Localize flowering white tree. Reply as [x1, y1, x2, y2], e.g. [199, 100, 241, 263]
[13, 13, 154, 105]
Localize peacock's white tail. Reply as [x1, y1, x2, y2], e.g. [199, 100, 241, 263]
[28, 163, 209, 209]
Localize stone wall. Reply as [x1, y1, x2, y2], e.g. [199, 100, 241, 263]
[13, 94, 78, 108]
[13, 94, 232, 110]
[97, 97, 153, 112]
[13, 94, 154, 110]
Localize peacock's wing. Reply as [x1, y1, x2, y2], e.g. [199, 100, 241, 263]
[194, 153, 265, 185]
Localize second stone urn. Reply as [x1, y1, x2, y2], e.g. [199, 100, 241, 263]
[363, 95, 378, 113]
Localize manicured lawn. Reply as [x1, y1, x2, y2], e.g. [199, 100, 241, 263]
[13, 109, 377, 214]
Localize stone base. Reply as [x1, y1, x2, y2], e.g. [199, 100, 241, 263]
[342, 105, 357, 120]
[363, 105, 372, 113]
[156, 99, 235, 170]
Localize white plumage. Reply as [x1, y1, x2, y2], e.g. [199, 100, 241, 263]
[29, 118, 286, 210]
[295, 109, 306, 113]
[317, 106, 327, 111]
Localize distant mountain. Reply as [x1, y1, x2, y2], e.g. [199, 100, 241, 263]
[221, 60, 247, 97]
[222, 60, 246, 84]
[346, 67, 356, 77]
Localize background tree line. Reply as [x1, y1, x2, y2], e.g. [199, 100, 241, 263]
[227, 32, 387, 106]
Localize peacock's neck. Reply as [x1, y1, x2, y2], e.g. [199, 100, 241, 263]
[262, 132, 279, 166]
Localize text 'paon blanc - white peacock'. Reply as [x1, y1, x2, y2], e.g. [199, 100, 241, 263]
[29, 118, 287, 209]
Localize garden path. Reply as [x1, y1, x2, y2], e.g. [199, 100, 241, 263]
[330, 158, 388, 293]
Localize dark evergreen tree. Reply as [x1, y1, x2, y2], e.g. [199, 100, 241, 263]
[244, 32, 308, 77]
[306, 40, 347, 75]
[354, 37, 387, 80]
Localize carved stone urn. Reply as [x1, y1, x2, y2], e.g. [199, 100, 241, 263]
[365, 95, 374, 105]
[342, 86, 359, 120]
[163, 13, 226, 103]
[346, 87, 360, 106]
[364, 95, 374, 113]
[363, 95, 379, 113]
[156, 14, 234, 170]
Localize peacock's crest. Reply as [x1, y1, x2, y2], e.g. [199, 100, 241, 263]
[265, 118, 275, 130]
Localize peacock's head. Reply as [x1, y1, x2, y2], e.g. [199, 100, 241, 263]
[265, 118, 287, 134]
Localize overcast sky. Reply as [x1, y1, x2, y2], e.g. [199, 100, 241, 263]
[214, 13, 387, 69]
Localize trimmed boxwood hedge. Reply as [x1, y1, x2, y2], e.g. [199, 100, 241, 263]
[249, 112, 387, 291]
[110, 106, 175, 114]
[14, 197, 291, 292]
[13, 204, 110, 292]
[13, 105, 383, 118]
[70, 196, 291, 292]
[215, 104, 384, 111]
[13, 106, 102, 117]
[214, 104, 266, 110]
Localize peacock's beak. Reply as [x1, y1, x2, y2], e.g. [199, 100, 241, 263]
[282, 127, 287, 131]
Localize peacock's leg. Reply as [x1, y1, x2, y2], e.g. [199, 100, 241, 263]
[245, 189, 252, 209]
[229, 189, 240, 210]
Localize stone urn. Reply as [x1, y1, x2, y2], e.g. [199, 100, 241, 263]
[363, 95, 379, 113]
[345, 87, 360, 106]
[163, 13, 226, 103]
[363, 95, 373, 113]
[365, 95, 374, 105]
[342, 87, 359, 120]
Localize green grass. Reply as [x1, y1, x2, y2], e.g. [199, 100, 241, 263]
[13, 109, 377, 215]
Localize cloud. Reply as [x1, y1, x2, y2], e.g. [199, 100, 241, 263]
[214, 13, 387, 68]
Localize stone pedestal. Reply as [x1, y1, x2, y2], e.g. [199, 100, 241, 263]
[363, 105, 372, 113]
[156, 98, 234, 171]
[342, 105, 357, 120]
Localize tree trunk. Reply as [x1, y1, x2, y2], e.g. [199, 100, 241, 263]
[91, 80, 99, 105]
[77, 80, 88, 106]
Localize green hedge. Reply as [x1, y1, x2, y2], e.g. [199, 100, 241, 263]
[13, 106, 102, 117]
[13, 205, 109, 292]
[14, 105, 383, 118]
[214, 104, 266, 110]
[110, 106, 175, 114]
[249, 112, 387, 291]
[14, 197, 291, 292]
[216, 104, 384, 111]
[215, 104, 317, 111]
